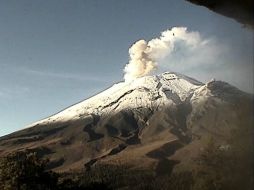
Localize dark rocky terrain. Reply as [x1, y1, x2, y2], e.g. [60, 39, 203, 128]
[0, 73, 253, 177]
[187, 0, 254, 28]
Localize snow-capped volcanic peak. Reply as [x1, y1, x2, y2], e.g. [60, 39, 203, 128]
[29, 72, 203, 127]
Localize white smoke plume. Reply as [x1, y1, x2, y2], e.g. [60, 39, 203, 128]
[123, 27, 207, 81]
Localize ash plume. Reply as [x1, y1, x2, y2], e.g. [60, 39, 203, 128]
[123, 27, 206, 81]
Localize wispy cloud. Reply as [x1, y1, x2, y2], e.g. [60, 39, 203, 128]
[0, 91, 5, 97]
[22, 69, 108, 83]
[0, 86, 30, 99]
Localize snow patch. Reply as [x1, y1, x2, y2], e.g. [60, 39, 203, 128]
[27, 72, 204, 128]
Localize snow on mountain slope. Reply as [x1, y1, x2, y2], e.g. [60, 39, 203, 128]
[28, 72, 203, 127]
[1, 71, 252, 173]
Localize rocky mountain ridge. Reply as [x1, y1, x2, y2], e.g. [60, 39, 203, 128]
[0, 72, 252, 174]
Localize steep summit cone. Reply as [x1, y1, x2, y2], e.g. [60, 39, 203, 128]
[29, 72, 203, 127]
[0, 72, 252, 173]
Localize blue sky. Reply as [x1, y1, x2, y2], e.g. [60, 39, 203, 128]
[0, 0, 253, 136]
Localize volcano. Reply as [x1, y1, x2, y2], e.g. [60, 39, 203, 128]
[0, 72, 252, 174]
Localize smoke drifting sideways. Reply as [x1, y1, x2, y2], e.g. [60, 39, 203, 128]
[123, 27, 209, 81]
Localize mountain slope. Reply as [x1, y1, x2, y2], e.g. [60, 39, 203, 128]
[26, 72, 203, 126]
[0, 72, 252, 173]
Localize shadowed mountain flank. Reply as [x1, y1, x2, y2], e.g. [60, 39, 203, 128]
[146, 140, 183, 175]
[95, 109, 147, 145]
[0, 72, 253, 173]
[83, 124, 104, 142]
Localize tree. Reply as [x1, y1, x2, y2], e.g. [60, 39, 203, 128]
[0, 151, 58, 190]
